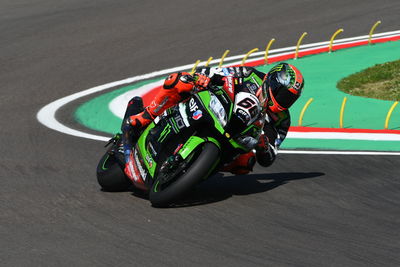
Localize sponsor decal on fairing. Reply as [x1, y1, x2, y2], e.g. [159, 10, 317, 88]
[189, 98, 199, 112]
[134, 149, 147, 181]
[193, 110, 203, 120]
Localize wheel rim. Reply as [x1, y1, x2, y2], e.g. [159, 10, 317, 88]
[153, 149, 199, 193]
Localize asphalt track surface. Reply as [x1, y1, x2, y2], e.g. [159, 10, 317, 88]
[1, 0, 400, 266]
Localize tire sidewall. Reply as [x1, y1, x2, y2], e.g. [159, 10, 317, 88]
[149, 142, 220, 207]
[96, 152, 131, 192]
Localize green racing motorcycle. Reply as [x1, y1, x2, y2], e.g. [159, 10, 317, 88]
[97, 78, 264, 207]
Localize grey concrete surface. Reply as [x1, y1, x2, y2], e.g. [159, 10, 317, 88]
[1, 0, 400, 266]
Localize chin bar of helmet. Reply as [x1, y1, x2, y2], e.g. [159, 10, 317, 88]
[268, 87, 287, 113]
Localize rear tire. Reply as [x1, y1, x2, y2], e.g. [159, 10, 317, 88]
[149, 142, 220, 207]
[96, 152, 131, 192]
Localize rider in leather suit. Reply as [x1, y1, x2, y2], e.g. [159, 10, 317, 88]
[121, 63, 304, 179]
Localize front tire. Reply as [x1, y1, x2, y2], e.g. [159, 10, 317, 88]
[96, 152, 131, 192]
[149, 142, 220, 207]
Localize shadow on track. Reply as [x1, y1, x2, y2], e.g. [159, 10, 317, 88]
[168, 171, 325, 208]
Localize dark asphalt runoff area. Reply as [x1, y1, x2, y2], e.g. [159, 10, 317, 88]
[1, 0, 400, 266]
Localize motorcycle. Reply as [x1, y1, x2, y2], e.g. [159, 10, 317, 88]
[96, 77, 264, 207]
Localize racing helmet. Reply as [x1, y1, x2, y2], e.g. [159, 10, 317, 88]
[260, 63, 304, 113]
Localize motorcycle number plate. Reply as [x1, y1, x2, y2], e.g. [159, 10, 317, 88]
[233, 92, 261, 125]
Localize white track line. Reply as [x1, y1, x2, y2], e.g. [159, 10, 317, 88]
[36, 31, 400, 155]
[280, 150, 400, 155]
[287, 131, 400, 141]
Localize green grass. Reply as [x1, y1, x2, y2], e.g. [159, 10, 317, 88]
[337, 59, 400, 101]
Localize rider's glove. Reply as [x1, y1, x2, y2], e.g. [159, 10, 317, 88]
[193, 73, 211, 89]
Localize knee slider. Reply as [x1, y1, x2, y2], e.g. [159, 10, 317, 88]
[256, 149, 275, 167]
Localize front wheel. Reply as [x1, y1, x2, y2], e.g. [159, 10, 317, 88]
[149, 142, 220, 207]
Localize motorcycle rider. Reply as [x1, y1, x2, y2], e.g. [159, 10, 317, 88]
[121, 62, 304, 179]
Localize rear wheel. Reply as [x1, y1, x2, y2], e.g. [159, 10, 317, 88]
[96, 151, 131, 192]
[149, 142, 220, 207]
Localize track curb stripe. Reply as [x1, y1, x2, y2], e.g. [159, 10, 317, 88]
[37, 31, 400, 154]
